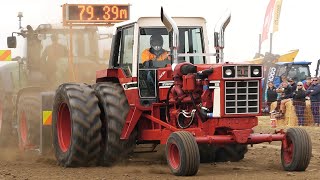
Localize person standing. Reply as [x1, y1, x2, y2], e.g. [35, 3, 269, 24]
[292, 82, 306, 126]
[266, 82, 278, 112]
[288, 78, 297, 92]
[306, 77, 320, 126]
[303, 77, 312, 92]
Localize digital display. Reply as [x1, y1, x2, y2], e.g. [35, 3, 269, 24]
[63, 4, 130, 24]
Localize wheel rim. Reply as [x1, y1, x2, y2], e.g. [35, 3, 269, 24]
[57, 103, 71, 153]
[20, 111, 28, 146]
[168, 143, 180, 170]
[283, 137, 294, 164]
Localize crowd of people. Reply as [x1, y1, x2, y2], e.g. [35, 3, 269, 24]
[266, 76, 320, 126]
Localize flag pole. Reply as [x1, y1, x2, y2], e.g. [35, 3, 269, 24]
[269, 33, 273, 53]
[259, 34, 261, 54]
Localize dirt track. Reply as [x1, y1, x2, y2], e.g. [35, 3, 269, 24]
[1, 117, 320, 180]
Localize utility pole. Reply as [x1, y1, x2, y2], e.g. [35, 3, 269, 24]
[269, 33, 273, 53]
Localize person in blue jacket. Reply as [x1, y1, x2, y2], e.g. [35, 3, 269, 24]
[306, 77, 320, 126]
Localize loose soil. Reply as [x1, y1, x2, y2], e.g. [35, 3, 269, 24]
[0, 116, 319, 180]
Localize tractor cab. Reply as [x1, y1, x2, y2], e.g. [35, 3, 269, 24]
[7, 23, 107, 86]
[107, 17, 211, 104]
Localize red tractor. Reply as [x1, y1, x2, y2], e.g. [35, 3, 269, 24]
[51, 8, 312, 175]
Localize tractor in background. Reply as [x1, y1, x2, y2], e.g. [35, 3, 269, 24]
[0, 13, 109, 152]
[50, 7, 312, 176]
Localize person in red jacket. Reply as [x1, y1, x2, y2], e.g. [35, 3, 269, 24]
[141, 34, 170, 67]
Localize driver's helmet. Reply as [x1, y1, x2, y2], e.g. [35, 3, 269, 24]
[150, 34, 163, 51]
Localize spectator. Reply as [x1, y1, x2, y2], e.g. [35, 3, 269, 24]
[304, 77, 312, 90]
[266, 82, 277, 110]
[306, 77, 320, 126]
[292, 82, 306, 126]
[288, 78, 297, 92]
[275, 81, 293, 118]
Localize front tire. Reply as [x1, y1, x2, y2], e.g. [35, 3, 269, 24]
[52, 83, 101, 167]
[281, 128, 312, 171]
[16, 93, 41, 151]
[166, 131, 200, 176]
[0, 97, 14, 147]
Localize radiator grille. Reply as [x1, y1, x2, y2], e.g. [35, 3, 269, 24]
[225, 80, 259, 114]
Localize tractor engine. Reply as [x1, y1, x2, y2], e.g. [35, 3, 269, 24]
[168, 62, 213, 128]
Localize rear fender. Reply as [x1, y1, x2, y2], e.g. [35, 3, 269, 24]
[40, 91, 55, 155]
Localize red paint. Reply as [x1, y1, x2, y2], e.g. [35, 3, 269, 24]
[182, 74, 196, 91]
[19, 111, 28, 149]
[57, 103, 71, 153]
[282, 135, 294, 164]
[168, 143, 180, 170]
[196, 133, 285, 144]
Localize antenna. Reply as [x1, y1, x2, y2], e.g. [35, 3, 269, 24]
[17, 12, 23, 29]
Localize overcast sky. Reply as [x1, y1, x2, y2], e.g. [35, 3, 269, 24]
[1, 0, 320, 75]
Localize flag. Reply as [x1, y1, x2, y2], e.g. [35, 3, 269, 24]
[261, 0, 276, 44]
[0, 50, 11, 61]
[273, 0, 283, 32]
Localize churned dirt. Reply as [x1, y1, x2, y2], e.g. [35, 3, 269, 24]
[1, 116, 320, 180]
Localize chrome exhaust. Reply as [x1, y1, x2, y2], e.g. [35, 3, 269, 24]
[160, 7, 179, 68]
[214, 10, 231, 63]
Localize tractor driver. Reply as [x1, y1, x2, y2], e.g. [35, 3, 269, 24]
[41, 34, 68, 81]
[141, 34, 170, 68]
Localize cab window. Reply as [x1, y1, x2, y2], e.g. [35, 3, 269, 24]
[138, 27, 204, 68]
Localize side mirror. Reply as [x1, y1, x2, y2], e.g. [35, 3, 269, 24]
[7, 36, 17, 48]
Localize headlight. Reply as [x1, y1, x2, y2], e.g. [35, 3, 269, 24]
[253, 68, 260, 75]
[223, 66, 235, 78]
[250, 66, 262, 77]
[225, 69, 232, 76]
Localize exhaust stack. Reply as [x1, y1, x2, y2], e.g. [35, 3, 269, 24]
[161, 7, 179, 67]
[214, 10, 231, 63]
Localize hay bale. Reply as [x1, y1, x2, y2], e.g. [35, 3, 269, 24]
[269, 100, 314, 126]
[304, 100, 314, 126]
[270, 101, 287, 126]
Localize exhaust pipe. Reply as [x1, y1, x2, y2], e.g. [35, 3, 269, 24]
[214, 10, 231, 63]
[161, 7, 179, 68]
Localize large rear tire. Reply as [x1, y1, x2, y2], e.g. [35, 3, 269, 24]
[281, 128, 312, 171]
[166, 131, 200, 176]
[215, 144, 248, 162]
[0, 97, 14, 147]
[52, 83, 101, 167]
[17, 93, 41, 151]
[198, 144, 217, 163]
[94, 82, 136, 166]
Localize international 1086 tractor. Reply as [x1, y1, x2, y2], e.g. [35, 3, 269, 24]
[51, 8, 312, 176]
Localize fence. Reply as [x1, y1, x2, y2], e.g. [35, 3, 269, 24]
[269, 100, 320, 126]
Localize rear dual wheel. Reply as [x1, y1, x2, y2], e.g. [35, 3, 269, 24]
[52, 83, 102, 167]
[198, 144, 247, 163]
[94, 82, 136, 166]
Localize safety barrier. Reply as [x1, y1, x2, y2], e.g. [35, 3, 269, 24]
[269, 100, 320, 126]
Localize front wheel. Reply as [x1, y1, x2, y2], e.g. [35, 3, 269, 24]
[166, 131, 200, 176]
[281, 128, 312, 171]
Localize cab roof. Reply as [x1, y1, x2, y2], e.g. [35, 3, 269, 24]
[115, 17, 207, 28]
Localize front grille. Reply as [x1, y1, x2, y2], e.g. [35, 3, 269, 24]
[225, 80, 259, 114]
